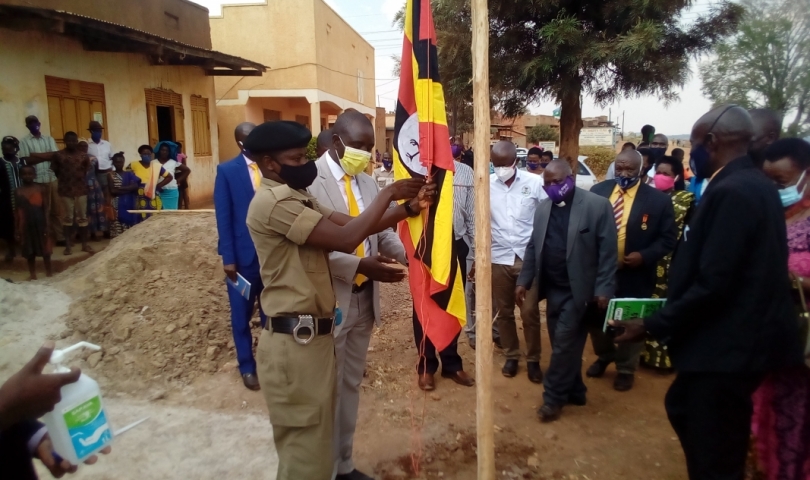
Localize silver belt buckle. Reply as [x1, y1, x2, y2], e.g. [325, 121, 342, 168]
[292, 315, 315, 345]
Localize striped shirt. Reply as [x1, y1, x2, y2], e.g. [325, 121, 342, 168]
[18, 133, 58, 183]
[453, 161, 476, 260]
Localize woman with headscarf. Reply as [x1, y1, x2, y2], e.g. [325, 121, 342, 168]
[1, 136, 22, 262]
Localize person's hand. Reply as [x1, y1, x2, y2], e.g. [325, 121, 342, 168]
[468, 262, 476, 283]
[623, 252, 643, 269]
[409, 181, 437, 212]
[609, 319, 647, 343]
[156, 186, 163, 194]
[385, 178, 425, 202]
[515, 286, 527, 308]
[0, 341, 81, 430]
[357, 255, 407, 283]
[37, 434, 111, 478]
[594, 296, 609, 311]
[223, 264, 237, 283]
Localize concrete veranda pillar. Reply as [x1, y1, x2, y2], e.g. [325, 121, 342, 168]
[310, 101, 321, 135]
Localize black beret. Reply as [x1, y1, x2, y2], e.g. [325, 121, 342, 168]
[243, 121, 312, 153]
[527, 147, 543, 157]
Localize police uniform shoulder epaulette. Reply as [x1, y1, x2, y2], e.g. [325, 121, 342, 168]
[269, 183, 295, 200]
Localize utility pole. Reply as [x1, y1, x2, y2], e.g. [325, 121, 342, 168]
[471, 0, 494, 478]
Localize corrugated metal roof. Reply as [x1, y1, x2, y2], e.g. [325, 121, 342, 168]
[0, 5, 266, 74]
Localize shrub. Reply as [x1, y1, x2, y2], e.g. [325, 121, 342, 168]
[306, 137, 318, 161]
[580, 146, 615, 179]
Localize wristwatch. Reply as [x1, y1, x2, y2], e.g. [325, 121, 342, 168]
[403, 201, 419, 217]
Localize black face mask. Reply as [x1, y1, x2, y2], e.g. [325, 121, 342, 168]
[278, 161, 318, 190]
[649, 147, 667, 162]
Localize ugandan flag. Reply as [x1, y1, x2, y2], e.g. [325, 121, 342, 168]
[394, 0, 465, 351]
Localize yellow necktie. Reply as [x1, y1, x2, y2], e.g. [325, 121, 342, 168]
[344, 175, 366, 286]
[249, 162, 261, 190]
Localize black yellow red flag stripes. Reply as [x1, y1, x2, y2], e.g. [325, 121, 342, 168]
[394, 0, 465, 352]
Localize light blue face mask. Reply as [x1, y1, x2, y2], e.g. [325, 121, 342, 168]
[780, 170, 807, 207]
[489, 163, 495, 174]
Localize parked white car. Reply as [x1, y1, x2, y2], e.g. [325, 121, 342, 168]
[518, 155, 597, 191]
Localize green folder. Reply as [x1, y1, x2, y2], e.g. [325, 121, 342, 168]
[603, 298, 667, 332]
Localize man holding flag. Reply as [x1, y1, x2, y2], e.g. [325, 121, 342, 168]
[393, 0, 468, 390]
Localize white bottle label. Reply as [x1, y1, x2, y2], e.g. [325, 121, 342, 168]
[63, 396, 111, 459]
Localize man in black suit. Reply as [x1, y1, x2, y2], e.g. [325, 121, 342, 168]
[614, 105, 803, 480]
[587, 149, 678, 391]
[516, 160, 618, 422]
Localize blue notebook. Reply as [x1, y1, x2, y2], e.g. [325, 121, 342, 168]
[226, 273, 251, 300]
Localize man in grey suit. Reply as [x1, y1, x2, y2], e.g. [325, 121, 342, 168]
[516, 160, 618, 422]
[308, 111, 407, 480]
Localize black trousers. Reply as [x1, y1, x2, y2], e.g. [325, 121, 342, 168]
[542, 286, 588, 406]
[665, 372, 765, 480]
[412, 238, 467, 375]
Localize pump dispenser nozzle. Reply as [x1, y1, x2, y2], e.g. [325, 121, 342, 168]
[49, 342, 101, 372]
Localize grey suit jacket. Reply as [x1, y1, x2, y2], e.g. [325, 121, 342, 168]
[308, 155, 407, 334]
[517, 187, 618, 306]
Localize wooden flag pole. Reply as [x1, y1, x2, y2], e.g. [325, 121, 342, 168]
[471, 0, 494, 478]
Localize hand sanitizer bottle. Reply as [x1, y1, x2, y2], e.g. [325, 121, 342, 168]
[42, 342, 113, 464]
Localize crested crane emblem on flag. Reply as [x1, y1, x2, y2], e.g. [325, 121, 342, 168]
[393, 0, 465, 352]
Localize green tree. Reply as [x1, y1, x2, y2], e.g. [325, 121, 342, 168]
[527, 124, 559, 144]
[700, 0, 810, 135]
[393, 0, 742, 171]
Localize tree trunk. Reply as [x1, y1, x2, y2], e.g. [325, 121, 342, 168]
[558, 79, 583, 175]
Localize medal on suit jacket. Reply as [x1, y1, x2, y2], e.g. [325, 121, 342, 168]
[642, 214, 649, 231]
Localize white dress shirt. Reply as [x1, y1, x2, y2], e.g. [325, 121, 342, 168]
[326, 153, 371, 258]
[490, 169, 547, 266]
[88, 139, 114, 170]
[453, 161, 476, 261]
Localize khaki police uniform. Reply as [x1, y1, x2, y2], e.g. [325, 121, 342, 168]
[246, 178, 337, 480]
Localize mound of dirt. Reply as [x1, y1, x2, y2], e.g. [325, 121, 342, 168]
[57, 213, 259, 385]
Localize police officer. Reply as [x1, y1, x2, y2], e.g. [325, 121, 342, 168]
[244, 121, 435, 480]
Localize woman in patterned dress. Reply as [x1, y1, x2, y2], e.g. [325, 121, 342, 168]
[752, 138, 810, 480]
[78, 141, 108, 240]
[641, 155, 695, 370]
[107, 153, 140, 236]
[127, 145, 173, 220]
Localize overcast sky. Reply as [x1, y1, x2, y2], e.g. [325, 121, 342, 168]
[193, 0, 721, 135]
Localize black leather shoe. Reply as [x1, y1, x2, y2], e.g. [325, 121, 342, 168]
[568, 394, 587, 406]
[614, 373, 635, 392]
[527, 362, 543, 384]
[586, 359, 611, 378]
[502, 359, 518, 377]
[537, 403, 563, 423]
[336, 469, 375, 480]
[242, 373, 261, 391]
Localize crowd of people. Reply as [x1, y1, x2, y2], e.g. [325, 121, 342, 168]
[0, 116, 192, 279]
[1, 105, 809, 480]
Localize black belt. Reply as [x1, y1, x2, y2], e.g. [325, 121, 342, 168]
[352, 281, 370, 294]
[268, 316, 334, 344]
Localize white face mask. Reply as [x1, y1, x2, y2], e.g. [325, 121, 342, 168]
[494, 161, 516, 183]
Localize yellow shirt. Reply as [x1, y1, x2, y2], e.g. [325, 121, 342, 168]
[609, 181, 640, 263]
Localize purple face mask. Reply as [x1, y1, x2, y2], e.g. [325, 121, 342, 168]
[543, 175, 575, 204]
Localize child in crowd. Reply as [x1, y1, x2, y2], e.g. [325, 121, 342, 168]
[14, 165, 52, 279]
[176, 142, 190, 210]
